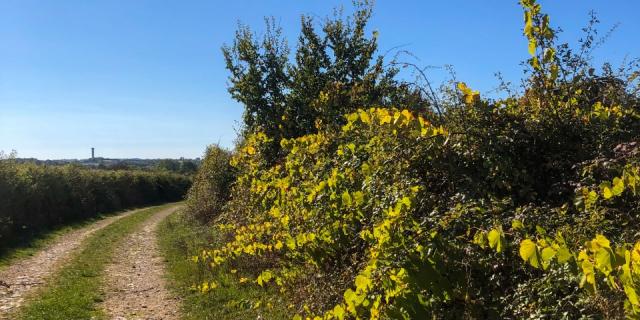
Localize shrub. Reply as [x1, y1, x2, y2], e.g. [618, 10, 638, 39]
[192, 0, 640, 318]
[185, 145, 236, 223]
[0, 159, 191, 247]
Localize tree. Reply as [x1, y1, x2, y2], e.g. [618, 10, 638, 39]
[222, 1, 433, 162]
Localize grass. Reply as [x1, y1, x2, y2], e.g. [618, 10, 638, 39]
[17, 203, 179, 320]
[0, 209, 142, 270]
[157, 210, 292, 320]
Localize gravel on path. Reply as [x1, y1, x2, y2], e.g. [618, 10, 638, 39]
[0, 208, 141, 319]
[100, 205, 181, 320]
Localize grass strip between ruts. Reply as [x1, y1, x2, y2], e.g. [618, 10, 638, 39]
[17, 203, 179, 320]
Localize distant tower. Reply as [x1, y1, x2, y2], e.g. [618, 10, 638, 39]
[91, 147, 95, 160]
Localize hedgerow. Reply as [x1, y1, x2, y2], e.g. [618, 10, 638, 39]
[185, 145, 236, 222]
[0, 157, 191, 246]
[190, 0, 640, 318]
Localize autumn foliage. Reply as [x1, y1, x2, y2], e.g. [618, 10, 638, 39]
[189, 0, 640, 318]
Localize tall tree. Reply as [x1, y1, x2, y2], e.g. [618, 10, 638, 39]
[222, 1, 433, 161]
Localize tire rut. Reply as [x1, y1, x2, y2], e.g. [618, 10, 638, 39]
[100, 205, 181, 320]
[0, 208, 142, 319]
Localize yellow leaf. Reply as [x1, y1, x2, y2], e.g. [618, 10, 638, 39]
[487, 228, 504, 253]
[612, 177, 625, 196]
[594, 247, 613, 275]
[631, 242, 640, 263]
[359, 111, 371, 124]
[464, 91, 479, 104]
[355, 275, 371, 292]
[528, 38, 537, 56]
[592, 234, 611, 249]
[520, 239, 540, 268]
[346, 113, 359, 123]
[600, 182, 613, 199]
[286, 237, 296, 250]
[457, 82, 469, 93]
[401, 109, 413, 121]
[333, 304, 346, 319]
[379, 113, 392, 125]
[625, 285, 640, 306]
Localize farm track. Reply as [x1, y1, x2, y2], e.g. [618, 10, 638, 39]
[100, 205, 181, 320]
[0, 208, 141, 319]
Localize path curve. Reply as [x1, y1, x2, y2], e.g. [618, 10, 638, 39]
[101, 205, 181, 320]
[0, 208, 141, 319]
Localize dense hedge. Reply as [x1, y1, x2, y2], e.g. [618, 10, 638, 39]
[0, 160, 191, 244]
[185, 145, 236, 223]
[188, 0, 640, 318]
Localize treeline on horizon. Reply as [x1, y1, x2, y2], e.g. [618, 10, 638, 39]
[183, 0, 640, 318]
[10, 157, 201, 175]
[0, 154, 191, 249]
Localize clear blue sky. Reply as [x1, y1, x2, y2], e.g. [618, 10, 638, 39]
[1, 1, 638, 159]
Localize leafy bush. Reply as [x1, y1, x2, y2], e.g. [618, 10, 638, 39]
[223, 1, 430, 163]
[185, 145, 236, 222]
[0, 157, 191, 247]
[191, 0, 640, 318]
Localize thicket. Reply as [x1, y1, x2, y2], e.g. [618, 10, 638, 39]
[185, 145, 236, 223]
[0, 154, 191, 246]
[190, 0, 640, 318]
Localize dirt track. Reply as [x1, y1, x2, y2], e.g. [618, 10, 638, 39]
[100, 205, 181, 320]
[0, 209, 140, 319]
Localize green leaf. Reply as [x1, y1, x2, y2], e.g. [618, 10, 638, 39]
[511, 219, 524, 231]
[361, 163, 371, 176]
[341, 191, 352, 207]
[541, 247, 556, 262]
[400, 196, 411, 209]
[556, 247, 573, 264]
[473, 231, 487, 249]
[542, 47, 555, 63]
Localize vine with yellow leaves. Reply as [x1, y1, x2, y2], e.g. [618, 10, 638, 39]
[187, 0, 640, 318]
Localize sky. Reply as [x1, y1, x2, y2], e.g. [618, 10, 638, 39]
[1, 1, 638, 160]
